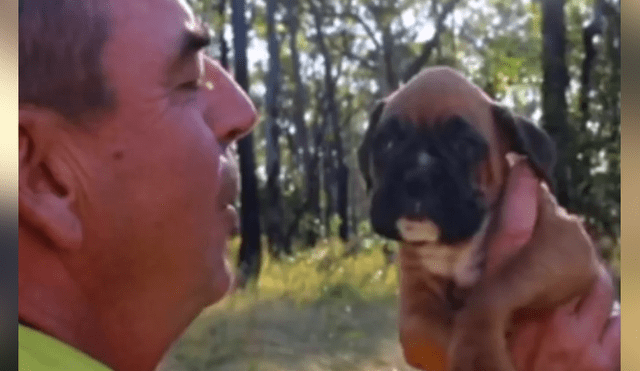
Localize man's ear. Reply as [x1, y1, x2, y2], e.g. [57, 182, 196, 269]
[358, 100, 386, 192]
[19, 108, 83, 252]
[492, 104, 557, 193]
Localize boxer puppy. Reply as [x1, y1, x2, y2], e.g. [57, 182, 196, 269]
[358, 67, 603, 371]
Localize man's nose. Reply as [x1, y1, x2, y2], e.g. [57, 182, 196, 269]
[201, 56, 258, 144]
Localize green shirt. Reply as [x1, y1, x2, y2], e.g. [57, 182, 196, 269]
[19, 324, 112, 371]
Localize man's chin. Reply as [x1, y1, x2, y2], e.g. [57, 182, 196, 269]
[203, 237, 236, 303]
[209, 261, 234, 304]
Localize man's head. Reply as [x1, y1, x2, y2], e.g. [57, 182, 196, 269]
[358, 67, 556, 246]
[19, 0, 257, 368]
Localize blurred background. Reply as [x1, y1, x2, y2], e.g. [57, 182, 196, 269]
[159, 0, 620, 369]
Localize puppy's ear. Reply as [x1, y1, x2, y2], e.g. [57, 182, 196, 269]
[492, 104, 557, 192]
[358, 100, 386, 191]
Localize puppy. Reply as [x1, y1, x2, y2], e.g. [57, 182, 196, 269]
[358, 67, 604, 371]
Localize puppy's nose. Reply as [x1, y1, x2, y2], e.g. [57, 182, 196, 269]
[417, 151, 432, 166]
[404, 169, 431, 199]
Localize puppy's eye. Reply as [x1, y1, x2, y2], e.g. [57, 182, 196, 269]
[452, 141, 469, 156]
[377, 134, 405, 157]
[440, 116, 487, 162]
[377, 129, 406, 152]
[384, 138, 396, 151]
[452, 137, 487, 162]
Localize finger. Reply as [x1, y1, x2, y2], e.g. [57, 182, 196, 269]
[600, 315, 621, 357]
[486, 159, 540, 273]
[498, 159, 539, 242]
[582, 316, 621, 371]
[576, 268, 615, 335]
[557, 296, 581, 316]
[548, 297, 581, 334]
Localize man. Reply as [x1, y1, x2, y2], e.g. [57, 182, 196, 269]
[20, 0, 255, 370]
[18, 0, 619, 371]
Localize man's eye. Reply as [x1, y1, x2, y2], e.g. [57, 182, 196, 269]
[178, 80, 201, 91]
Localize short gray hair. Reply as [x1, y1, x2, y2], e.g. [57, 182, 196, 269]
[19, 0, 115, 120]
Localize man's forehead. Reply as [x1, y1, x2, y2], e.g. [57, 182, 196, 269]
[102, 0, 202, 83]
[111, 0, 194, 18]
[108, 0, 195, 44]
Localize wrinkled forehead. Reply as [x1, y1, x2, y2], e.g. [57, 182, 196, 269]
[379, 68, 495, 139]
[102, 0, 200, 97]
[110, 0, 195, 32]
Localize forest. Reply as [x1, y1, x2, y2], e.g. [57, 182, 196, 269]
[159, 0, 620, 369]
[187, 0, 620, 282]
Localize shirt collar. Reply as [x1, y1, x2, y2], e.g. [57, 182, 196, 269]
[19, 324, 112, 371]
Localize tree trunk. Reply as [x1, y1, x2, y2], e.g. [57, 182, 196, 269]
[382, 25, 398, 93]
[573, 0, 605, 217]
[264, 0, 288, 257]
[322, 141, 332, 236]
[283, 0, 318, 247]
[306, 106, 323, 246]
[310, 0, 350, 241]
[218, 0, 229, 69]
[336, 161, 349, 240]
[284, 0, 310, 176]
[541, 0, 572, 209]
[576, 0, 620, 240]
[232, 0, 262, 286]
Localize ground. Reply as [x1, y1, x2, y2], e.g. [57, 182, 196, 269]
[157, 233, 620, 371]
[157, 237, 420, 371]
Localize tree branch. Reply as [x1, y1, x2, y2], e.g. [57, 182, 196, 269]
[579, 0, 605, 126]
[341, 11, 381, 51]
[401, 0, 460, 82]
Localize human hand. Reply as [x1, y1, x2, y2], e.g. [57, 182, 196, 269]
[487, 156, 620, 371]
[508, 271, 620, 371]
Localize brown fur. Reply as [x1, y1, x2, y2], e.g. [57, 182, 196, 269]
[360, 67, 603, 371]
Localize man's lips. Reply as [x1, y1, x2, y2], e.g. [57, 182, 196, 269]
[221, 204, 240, 236]
[217, 155, 240, 205]
[217, 151, 241, 235]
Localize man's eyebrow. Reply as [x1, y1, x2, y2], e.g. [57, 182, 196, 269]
[165, 21, 212, 80]
[179, 24, 212, 60]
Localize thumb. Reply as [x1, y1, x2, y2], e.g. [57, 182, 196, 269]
[485, 157, 540, 274]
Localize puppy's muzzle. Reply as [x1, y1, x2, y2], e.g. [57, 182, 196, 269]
[370, 140, 487, 245]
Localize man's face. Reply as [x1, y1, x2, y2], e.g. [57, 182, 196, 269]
[74, 0, 257, 308]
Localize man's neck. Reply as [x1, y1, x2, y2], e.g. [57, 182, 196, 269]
[20, 300, 194, 371]
[19, 272, 114, 368]
[93, 293, 202, 371]
[18, 230, 192, 371]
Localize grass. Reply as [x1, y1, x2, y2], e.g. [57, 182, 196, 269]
[157, 236, 420, 371]
[157, 232, 621, 371]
